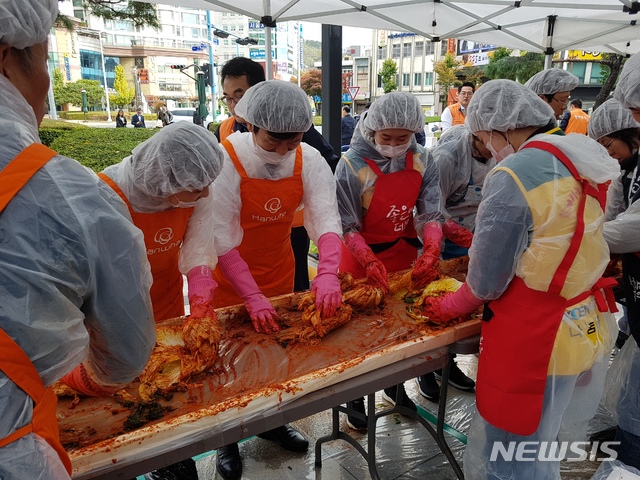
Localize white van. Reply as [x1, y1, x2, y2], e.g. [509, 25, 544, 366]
[169, 108, 214, 130]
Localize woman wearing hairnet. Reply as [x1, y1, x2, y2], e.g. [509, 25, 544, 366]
[335, 92, 472, 427]
[591, 56, 640, 477]
[0, 1, 155, 478]
[421, 80, 619, 479]
[180, 80, 342, 480]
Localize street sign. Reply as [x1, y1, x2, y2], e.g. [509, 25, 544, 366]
[347, 86, 360, 101]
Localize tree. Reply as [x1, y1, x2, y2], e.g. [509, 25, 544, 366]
[64, 79, 105, 108]
[301, 69, 322, 111]
[379, 59, 398, 94]
[433, 53, 462, 108]
[342, 72, 353, 94]
[485, 48, 544, 83]
[591, 54, 626, 111]
[109, 64, 135, 108]
[51, 68, 72, 107]
[303, 40, 322, 70]
[57, 1, 160, 30]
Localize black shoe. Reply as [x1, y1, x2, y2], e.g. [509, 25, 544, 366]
[257, 424, 309, 452]
[144, 459, 198, 480]
[616, 331, 629, 349]
[434, 361, 475, 390]
[381, 383, 417, 412]
[416, 372, 440, 402]
[215, 443, 242, 480]
[346, 397, 367, 430]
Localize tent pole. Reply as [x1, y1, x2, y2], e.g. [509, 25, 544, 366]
[544, 54, 553, 69]
[321, 24, 342, 157]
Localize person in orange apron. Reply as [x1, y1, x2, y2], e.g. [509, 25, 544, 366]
[336, 91, 467, 428]
[181, 80, 342, 480]
[213, 57, 339, 293]
[100, 122, 224, 480]
[0, 2, 155, 477]
[422, 80, 620, 479]
[525, 68, 579, 121]
[590, 93, 640, 474]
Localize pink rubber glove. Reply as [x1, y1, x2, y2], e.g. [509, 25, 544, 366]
[422, 282, 484, 322]
[344, 232, 390, 292]
[60, 363, 121, 397]
[312, 232, 343, 318]
[217, 249, 280, 334]
[442, 219, 474, 249]
[187, 266, 218, 319]
[412, 222, 443, 288]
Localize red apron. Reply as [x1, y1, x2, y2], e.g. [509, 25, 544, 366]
[340, 151, 423, 277]
[476, 141, 616, 436]
[99, 173, 193, 322]
[0, 144, 72, 474]
[213, 140, 304, 307]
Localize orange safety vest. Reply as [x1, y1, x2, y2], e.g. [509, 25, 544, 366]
[213, 139, 304, 307]
[448, 103, 466, 126]
[0, 143, 73, 474]
[218, 117, 236, 141]
[565, 109, 590, 135]
[98, 173, 193, 322]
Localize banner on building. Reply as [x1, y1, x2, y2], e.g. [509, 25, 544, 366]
[457, 40, 498, 55]
[447, 38, 456, 55]
[138, 69, 149, 84]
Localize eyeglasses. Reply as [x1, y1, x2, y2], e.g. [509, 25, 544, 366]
[601, 137, 616, 150]
[459, 92, 474, 97]
[552, 96, 570, 106]
[222, 95, 243, 105]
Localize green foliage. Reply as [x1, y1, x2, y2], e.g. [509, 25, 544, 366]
[39, 119, 88, 146]
[110, 65, 135, 108]
[62, 79, 105, 108]
[424, 116, 441, 123]
[49, 128, 157, 172]
[312, 116, 322, 126]
[379, 59, 398, 93]
[485, 49, 544, 83]
[433, 53, 462, 107]
[85, 1, 160, 29]
[51, 68, 71, 107]
[303, 40, 322, 70]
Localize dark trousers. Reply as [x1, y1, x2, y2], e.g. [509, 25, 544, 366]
[291, 226, 310, 292]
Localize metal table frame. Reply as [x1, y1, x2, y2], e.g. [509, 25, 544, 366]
[315, 334, 481, 480]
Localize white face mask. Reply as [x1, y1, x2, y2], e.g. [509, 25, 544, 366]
[375, 142, 411, 158]
[252, 136, 296, 165]
[486, 132, 515, 163]
[167, 197, 200, 208]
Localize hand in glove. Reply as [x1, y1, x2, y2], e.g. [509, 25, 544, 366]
[217, 249, 280, 334]
[412, 222, 443, 288]
[312, 233, 343, 318]
[60, 363, 121, 397]
[344, 232, 390, 292]
[421, 282, 484, 322]
[442, 219, 474, 249]
[187, 265, 218, 319]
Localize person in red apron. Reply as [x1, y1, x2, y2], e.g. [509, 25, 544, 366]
[422, 80, 620, 479]
[181, 80, 342, 480]
[336, 92, 473, 428]
[0, 2, 155, 477]
[590, 94, 640, 474]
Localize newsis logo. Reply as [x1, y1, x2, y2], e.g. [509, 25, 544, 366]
[253, 197, 287, 222]
[490, 441, 619, 463]
[148, 227, 180, 255]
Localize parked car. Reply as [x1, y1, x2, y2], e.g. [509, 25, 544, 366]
[169, 108, 214, 130]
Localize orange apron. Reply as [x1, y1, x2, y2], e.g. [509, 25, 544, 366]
[476, 140, 616, 436]
[0, 143, 72, 474]
[99, 173, 193, 322]
[340, 151, 423, 277]
[213, 140, 304, 307]
[218, 117, 236, 141]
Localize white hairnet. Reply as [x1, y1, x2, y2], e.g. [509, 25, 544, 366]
[130, 122, 223, 198]
[615, 52, 640, 109]
[0, 0, 57, 49]
[524, 68, 579, 95]
[466, 79, 555, 133]
[362, 92, 425, 133]
[234, 80, 312, 133]
[588, 98, 640, 139]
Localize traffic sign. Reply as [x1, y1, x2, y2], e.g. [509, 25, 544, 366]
[347, 86, 360, 101]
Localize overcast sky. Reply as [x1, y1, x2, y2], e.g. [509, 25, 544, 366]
[300, 22, 373, 48]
